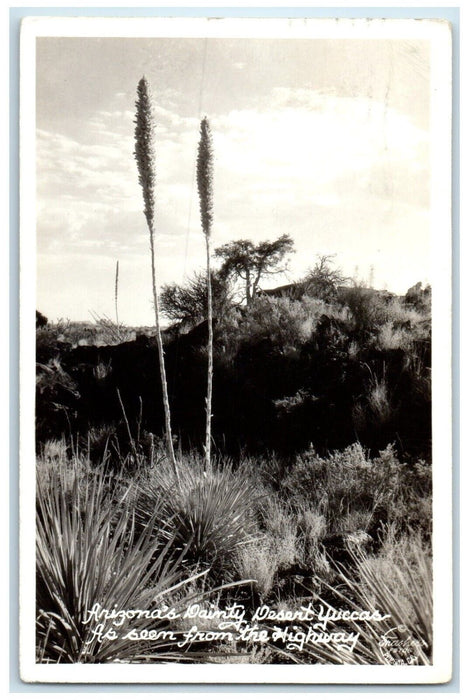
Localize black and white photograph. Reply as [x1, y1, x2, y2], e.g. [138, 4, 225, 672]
[19, 15, 453, 684]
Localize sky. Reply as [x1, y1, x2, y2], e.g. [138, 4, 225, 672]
[36, 35, 431, 325]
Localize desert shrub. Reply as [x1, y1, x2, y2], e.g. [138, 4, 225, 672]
[366, 366, 396, 427]
[241, 296, 315, 351]
[36, 310, 48, 328]
[234, 497, 330, 603]
[92, 315, 136, 346]
[161, 270, 233, 329]
[375, 297, 430, 352]
[55, 319, 98, 346]
[77, 423, 157, 472]
[376, 320, 414, 351]
[36, 358, 80, 445]
[218, 295, 341, 358]
[295, 507, 330, 573]
[404, 282, 432, 313]
[387, 296, 427, 324]
[259, 498, 298, 570]
[259, 498, 331, 577]
[235, 541, 279, 600]
[341, 286, 389, 337]
[403, 342, 432, 403]
[281, 443, 430, 536]
[36, 325, 69, 364]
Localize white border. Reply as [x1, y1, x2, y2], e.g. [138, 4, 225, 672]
[19, 15, 453, 685]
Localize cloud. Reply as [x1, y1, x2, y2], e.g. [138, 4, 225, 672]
[211, 90, 427, 195]
[37, 86, 430, 322]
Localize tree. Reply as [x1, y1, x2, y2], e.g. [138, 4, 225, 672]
[302, 255, 349, 302]
[161, 271, 232, 328]
[214, 233, 294, 305]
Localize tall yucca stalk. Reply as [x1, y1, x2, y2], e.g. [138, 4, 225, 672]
[114, 260, 119, 325]
[197, 116, 214, 470]
[134, 76, 179, 481]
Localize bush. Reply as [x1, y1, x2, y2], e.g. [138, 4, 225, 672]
[301, 255, 349, 303]
[281, 443, 431, 537]
[341, 286, 389, 337]
[404, 282, 431, 313]
[36, 310, 48, 328]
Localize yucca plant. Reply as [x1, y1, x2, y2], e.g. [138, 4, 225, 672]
[134, 76, 179, 481]
[196, 116, 215, 469]
[138, 456, 259, 575]
[36, 463, 226, 663]
[281, 534, 432, 665]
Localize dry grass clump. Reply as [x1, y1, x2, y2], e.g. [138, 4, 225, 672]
[236, 541, 279, 600]
[366, 369, 396, 427]
[237, 497, 331, 598]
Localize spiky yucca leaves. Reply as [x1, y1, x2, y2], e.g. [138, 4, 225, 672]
[138, 457, 259, 576]
[134, 76, 179, 481]
[282, 535, 432, 665]
[36, 464, 218, 663]
[197, 116, 214, 469]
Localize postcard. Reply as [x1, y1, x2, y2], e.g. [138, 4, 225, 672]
[19, 15, 452, 684]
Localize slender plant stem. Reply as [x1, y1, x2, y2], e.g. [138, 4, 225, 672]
[149, 223, 179, 479]
[205, 236, 213, 469]
[116, 387, 138, 464]
[115, 260, 119, 326]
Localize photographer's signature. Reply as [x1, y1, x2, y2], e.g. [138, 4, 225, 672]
[379, 626, 427, 665]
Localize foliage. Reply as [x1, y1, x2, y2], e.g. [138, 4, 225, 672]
[215, 234, 294, 304]
[161, 271, 232, 328]
[301, 255, 349, 302]
[281, 443, 431, 536]
[340, 284, 389, 337]
[405, 281, 431, 313]
[218, 295, 333, 359]
[36, 436, 432, 665]
[90, 313, 135, 345]
[36, 358, 79, 445]
[36, 310, 48, 328]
